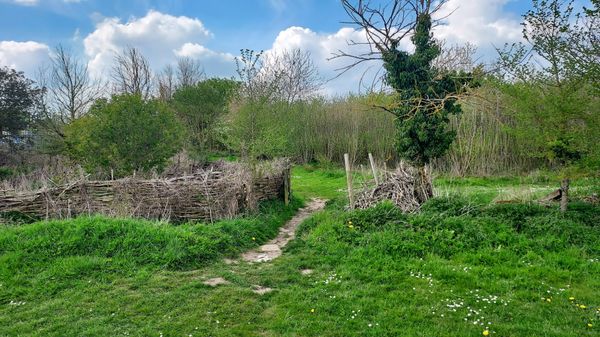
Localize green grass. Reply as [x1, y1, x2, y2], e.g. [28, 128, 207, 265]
[1, 167, 599, 336]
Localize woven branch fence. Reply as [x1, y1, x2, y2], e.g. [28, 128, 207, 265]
[0, 159, 291, 223]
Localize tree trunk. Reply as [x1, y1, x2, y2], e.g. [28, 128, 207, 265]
[560, 178, 569, 212]
[416, 165, 434, 203]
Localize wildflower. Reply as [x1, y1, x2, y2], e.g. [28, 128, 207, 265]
[348, 225, 354, 229]
[580, 305, 587, 309]
[310, 308, 315, 313]
[569, 297, 575, 301]
[587, 323, 593, 328]
[348, 221, 353, 225]
[546, 298, 551, 303]
[252, 237, 256, 241]
[483, 330, 490, 336]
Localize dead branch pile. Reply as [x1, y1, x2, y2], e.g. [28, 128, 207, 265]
[353, 165, 431, 212]
[0, 160, 291, 223]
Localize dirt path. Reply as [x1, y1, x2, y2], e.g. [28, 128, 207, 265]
[240, 198, 326, 263]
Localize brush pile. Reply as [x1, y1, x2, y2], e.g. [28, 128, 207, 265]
[353, 165, 432, 212]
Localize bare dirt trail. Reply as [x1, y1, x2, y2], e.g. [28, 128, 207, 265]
[240, 198, 327, 263]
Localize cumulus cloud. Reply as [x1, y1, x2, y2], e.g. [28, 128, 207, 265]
[265, 0, 523, 95]
[0, 40, 50, 76]
[434, 0, 523, 55]
[268, 27, 397, 95]
[83, 10, 236, 80]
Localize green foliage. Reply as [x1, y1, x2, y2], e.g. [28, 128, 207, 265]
[0, 168, 599, 336]
[0, 167, 13, 180]
[382, 14, 474, 166]
[65, 94, 184, 176]
[495, 80, 599, 169]
[0, 198, 301, 294]
[170, 78, 239, 160]
[228, 99, 290, 159]
[495, 0, 600, 172]
[0, 67, 41, 143]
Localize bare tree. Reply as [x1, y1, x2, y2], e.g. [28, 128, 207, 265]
[157, 64, 176, 101]
[263, 49, 322, 103]
[236, 48, 322, 103]
[34, 45, 102, 146]
[235, 49, 283, 101]
[111, 47, 153, 99]
[176, 57, 205, 88]
[46, 45, 102, 123]
[433, 41, 479, 73]
[332, 0, 449, 75]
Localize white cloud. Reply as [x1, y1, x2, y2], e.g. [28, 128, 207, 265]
[0, 40, 50, 76]
[174, 43, 236, 77]
[10, 0, 38, 6]
[267, 27, 412, 95]
[434, 0, 523, 54]
[265, 1, 524, 95]
[83, 10, 236, 80]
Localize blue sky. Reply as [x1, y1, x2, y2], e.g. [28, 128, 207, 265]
[0, 0, 541, 94]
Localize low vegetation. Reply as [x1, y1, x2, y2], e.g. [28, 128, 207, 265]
[1, 168, 598, 336]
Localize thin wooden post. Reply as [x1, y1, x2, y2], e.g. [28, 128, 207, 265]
[560, 178, 569, 212]
[368, 153, 379, 185]
[344, 153, 354, 209]
[283, 167, 290, 206]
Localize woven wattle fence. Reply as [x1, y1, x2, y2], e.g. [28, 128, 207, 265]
[0, 159, 291, 223]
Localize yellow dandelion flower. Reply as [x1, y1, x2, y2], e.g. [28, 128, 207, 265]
[546, 298, 551, 303]
[252, 237, 256, 241]
[483, 330, 490, 336]
[587, 323, 593, 328]
[348, 221, 353, 225]
[569, 297, 575, 301]
[348, 225, 354, 229]
[580, 305, 587, 309]
[310, 308, 315, 313]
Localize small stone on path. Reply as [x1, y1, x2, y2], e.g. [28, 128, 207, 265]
[223, 258, 238, 265]
[261, 244, 281, 252]
[252, 285, 273, 295]
[203, 277, 230, 287]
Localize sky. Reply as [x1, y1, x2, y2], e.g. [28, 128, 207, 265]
[0, 0, 539, 95]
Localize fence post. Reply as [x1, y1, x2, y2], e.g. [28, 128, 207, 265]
[283, 167, 290, 206]
[368, 153, 379, 185]
[344, 153, 354, 209]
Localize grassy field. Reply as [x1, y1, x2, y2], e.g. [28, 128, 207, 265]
[1, 167, 599, 336]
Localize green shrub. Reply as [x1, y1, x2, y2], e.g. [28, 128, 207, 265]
[420, 195, 479, 216]
[0, 167, 13, 180]
[313, 198, 599, 260]
[345, 202, 407, 232]
[65, 94, 184, 177]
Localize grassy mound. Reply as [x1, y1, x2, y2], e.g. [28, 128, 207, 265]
[0, 198, 302, 299]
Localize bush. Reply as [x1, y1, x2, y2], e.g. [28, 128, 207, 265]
[0, 167, 13, 181]
[170, 78, 239, 160]
[313, 198, 599, 260]
[65, 94, 184, 177]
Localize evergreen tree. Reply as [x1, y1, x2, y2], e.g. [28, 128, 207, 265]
[382, 13, 470, 168]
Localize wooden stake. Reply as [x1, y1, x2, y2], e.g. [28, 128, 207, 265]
[368, 153, 379, 185]
[560, 178, 570, 212]
[283, 167, 290, 206]
[344, 153, 354, 209]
